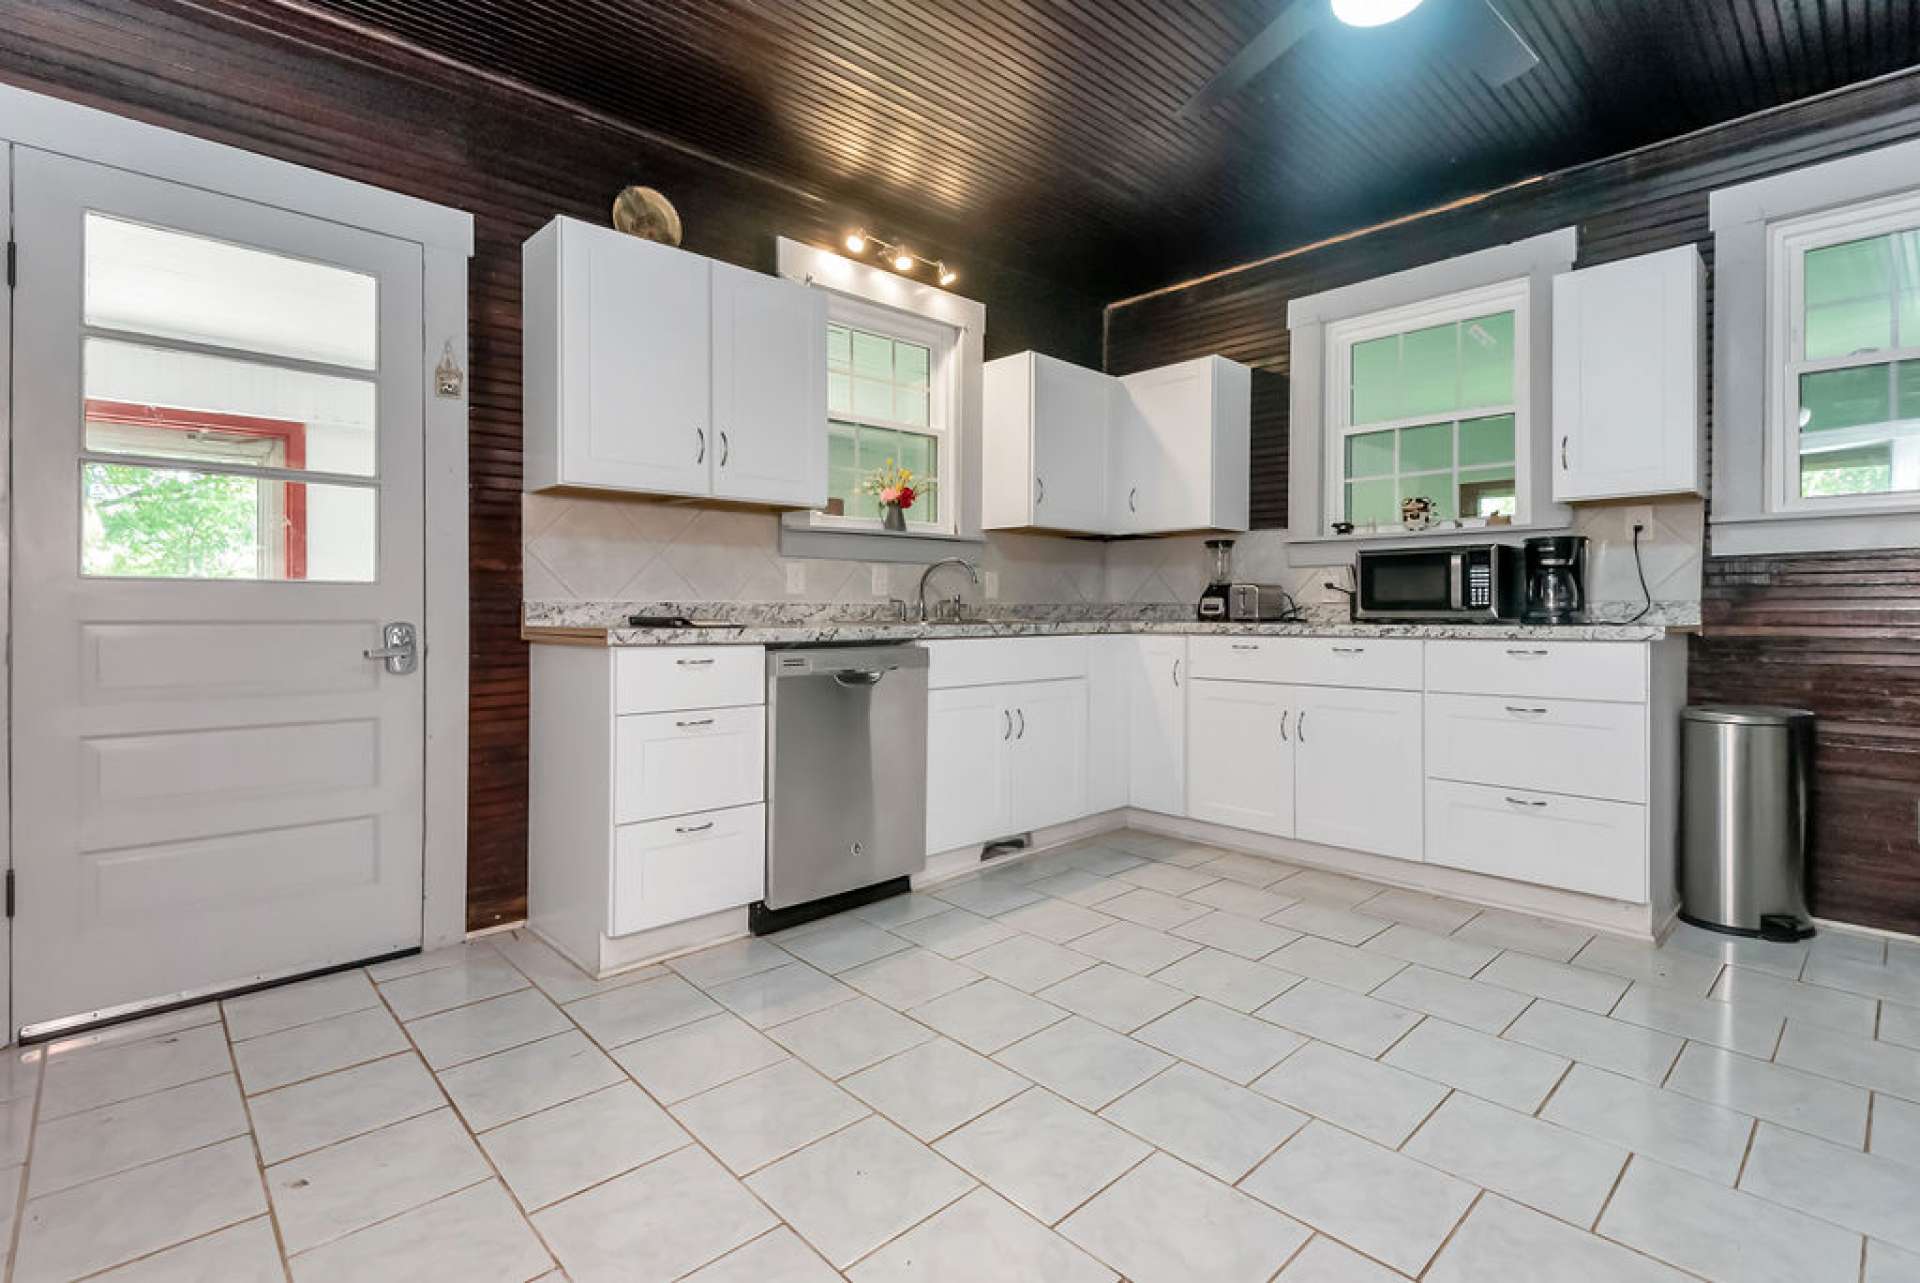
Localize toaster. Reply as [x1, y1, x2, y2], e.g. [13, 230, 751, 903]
[1227, 583, 1298, 622]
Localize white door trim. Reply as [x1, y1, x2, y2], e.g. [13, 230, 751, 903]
[0, 83, 474, 995]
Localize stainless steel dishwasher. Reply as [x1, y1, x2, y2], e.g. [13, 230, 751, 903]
[759, 644, 929, 928]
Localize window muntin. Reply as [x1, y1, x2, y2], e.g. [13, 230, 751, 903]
[1327, 282, 1526, 532]
[1773, 198, 1920, 511]
[819, 307, 955, 533]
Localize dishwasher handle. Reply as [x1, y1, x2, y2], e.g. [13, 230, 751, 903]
[832, 669, 888, 687]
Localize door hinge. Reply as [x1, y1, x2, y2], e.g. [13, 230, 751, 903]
[5, 870, 14, 919]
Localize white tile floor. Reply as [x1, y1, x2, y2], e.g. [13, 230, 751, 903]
[3, 829, 1920, 1281]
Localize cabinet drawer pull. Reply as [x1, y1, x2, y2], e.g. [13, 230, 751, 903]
[1503, 705, 1549, 716]
[1505, 648, 1549, 658]
[1504, 795, 1548, 808]
[1230, 643, 1261, 652]
[675, 657, 716, 667]
[674, 820, 716, 835]
[675, 717, 715, 729]
[1330, 646, 1366, 655]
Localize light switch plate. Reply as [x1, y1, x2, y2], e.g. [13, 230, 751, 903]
[984, 570, 1000, 599]
[785, 562, 806, 595]
[871, 565, 889, 596]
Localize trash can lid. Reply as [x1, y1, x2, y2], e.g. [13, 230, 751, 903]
[1680, 704, 1815, 726]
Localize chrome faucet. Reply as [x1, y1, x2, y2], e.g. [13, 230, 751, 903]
[917, 558, 980, 623]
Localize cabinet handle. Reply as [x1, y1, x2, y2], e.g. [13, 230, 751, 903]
[1016, 708, 1026, 739]
[674, 820, 716, 834]
[675, 717, 715, 729]
[1504, 796, 1548, 809]
[1505, 648, 1549, 658]
[1561, 435, 1569, 470]
[1129, 486, 1138, 512]
[1503, 705, 1549, 716]
[1230, 643, 1260, 652]
[695, 427, 706, 464]
[675, 657, 716, 667]
[1280, 709, 1289, 742]
[719, 430, 730, 467]
[1330, 646, 1366, 655]
[1002, 709, 1012, 741]
[1297, 710, 1308, 744]
[1035, 475, 1045, 505]
[1172, 658, 1181, 687]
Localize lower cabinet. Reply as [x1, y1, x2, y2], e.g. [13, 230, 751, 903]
[1186, 679, 1293, 836]
[611, 804, 767, 935]
[926, 677, 1087, 853]
[1127, 636, 1187, 816]
[1425, 779, 1646, 902]
[1293, 686, 1422, 860]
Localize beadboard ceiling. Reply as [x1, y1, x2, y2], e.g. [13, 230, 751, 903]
[295, 0, 1919, 294]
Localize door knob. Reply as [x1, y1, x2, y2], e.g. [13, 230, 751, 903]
[364, 622, 418, 675]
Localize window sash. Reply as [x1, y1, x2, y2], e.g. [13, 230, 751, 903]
[818, 296, 958, 534]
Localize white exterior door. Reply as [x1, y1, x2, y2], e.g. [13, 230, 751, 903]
[10, 148, 429, 1035]
[710, 261, 827, 507]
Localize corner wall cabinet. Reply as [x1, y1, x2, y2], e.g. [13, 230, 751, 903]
[1551, 245, 1704, 501]
[982, 351, 1250, 535]
[523, 216, 827, 506]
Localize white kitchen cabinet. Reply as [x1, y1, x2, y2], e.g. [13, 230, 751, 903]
[612, 805, 767, 936]
[983, 352, 1111, 532]
[1086, 637, 1132, 814]
[1552, 246, 1704, 501]
[1186, 679, 1294, 837]
[1008, 680, 1089, 832]
[926, 684, 1013, 854]
[1114, 356, 1251, 534]
[1127, 636, 1187, 816]
[524, 216, 826, 506]
[1425, 780, 1646, 903]
[1293, 686, 1422, 860]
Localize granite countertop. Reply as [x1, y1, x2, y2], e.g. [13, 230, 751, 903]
[523, 600, 1698, 647]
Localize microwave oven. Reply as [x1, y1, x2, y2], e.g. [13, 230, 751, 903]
[1352, 544, 1521, 623]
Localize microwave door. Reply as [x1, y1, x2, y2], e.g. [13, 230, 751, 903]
[1361, 555, 1454, 618]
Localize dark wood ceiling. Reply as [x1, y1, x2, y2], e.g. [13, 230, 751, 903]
[283, 0, 1920, 295]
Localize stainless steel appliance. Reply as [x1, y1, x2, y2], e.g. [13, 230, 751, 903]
[1679, 705, 1816, 940]
[1227, 583, 1301, 621]
[760, 644, 929, 929]
[1352, 544, 1521, 622]
[1522, 535, 1589, 624]
[1198, 539, 1235, 620]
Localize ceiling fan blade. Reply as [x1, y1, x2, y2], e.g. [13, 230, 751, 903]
[1453, 0, 1540, 88]
[1179, 0, 1325, 118]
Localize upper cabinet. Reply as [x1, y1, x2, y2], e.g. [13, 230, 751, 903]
[1551, 246, 1704, 502]
[523, 216, 827, 506]
[982, 351, 1250, 536]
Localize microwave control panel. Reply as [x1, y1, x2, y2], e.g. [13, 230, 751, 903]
[1466, 561, 1493, 608]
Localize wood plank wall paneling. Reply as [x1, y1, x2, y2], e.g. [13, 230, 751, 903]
[1107, 73, 1920, 935]
[1, 0, 1104, 930]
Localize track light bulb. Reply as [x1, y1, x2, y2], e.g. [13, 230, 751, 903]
[893, 251, 915, 272]
[845, 231, 867, 253]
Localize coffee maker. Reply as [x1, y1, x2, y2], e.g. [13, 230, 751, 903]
[1522, 535, 1588, 624]
[1198, 539, 1235, 621]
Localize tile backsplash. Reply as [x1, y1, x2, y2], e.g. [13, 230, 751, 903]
[523, 493, 1703, 613]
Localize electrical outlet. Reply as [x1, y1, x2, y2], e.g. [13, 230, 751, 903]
[1623, 504, 1656, 540]
[871, 564, 889, 596]
[983, 570, 1000, 600]
[785, 562, 806, 595]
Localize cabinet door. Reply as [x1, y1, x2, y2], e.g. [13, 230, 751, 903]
[927, 685, 1012, 853]
[1185, 680, 1292, 836]
[711, 261, 828, 507]
[1007, 679, 1088, 832]
[1117, 361, 1213, 532]
[575, 225, 713, 495]
[1030, 356, 1111, 531]
[1128, 636, 1187, 816]
[1552, 247, 1702, 501]
[1293, 687, 1422, 860]
[1086, 637, 1131, 814]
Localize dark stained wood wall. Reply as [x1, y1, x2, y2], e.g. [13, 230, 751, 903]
[1, 0, 1104, 930]
[1108, 73, 1920, 934]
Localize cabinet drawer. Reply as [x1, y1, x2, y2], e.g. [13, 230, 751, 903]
[1188, 636, 1422, 690]
[1425, 694, 1646, 803]
[615, 646, 764, 715]
[1425, 640, 1644, 704]
[1424, 779, 1646, 902]
[611, 803, 765, 936]
[614, 705, 764, 824]
[925, 637, 1089, 690]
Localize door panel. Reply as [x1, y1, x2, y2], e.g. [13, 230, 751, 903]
[1128, 637, 1186, 816]
[711, 261, 826, 506]
[11, 149, 427, 1033]
[1294, 687, 1423, 860]
[1031, 356, 1110, 531]
[1186, 680, 1293, 836]
[927, 686, 1011, 853]
[1008, 679, 1087, 832]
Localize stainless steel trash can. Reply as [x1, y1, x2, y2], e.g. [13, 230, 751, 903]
[1679, 705, 1815, 940]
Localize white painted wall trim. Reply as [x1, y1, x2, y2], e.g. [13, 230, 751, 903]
[1, 84, 474, 966]
[1284, 227, 1578, 565]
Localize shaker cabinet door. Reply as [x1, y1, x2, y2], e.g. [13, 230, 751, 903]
[926, 685, 1012, 854]
[1185, 679, 1293, 837]
[1293, 686, 1423, 861]
[711, 260, 827, 507]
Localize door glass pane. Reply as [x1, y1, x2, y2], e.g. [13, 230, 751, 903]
[82, 463, 375, 581]
[83, 339, 377, 477]
[84, 214, 377, 370]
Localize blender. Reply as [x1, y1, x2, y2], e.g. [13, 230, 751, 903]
[1198, 539, 1235, 620]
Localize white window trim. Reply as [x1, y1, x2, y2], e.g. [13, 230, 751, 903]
[813, 293, 960, 537]
[1766, 189, 1920, 517]
[1322, 276, 1531, 534]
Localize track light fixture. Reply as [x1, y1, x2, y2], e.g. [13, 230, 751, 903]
[840, 230, 959, 287]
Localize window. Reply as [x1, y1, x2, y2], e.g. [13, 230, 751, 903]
[1771, 192, 1920, 512]
[817, 296, 957, 534]
[1325, 279, 1526, 532]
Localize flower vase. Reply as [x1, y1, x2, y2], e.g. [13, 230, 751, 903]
[881, 502, 907, 532]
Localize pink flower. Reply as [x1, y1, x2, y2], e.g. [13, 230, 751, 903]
[879, 486, 902, 505]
